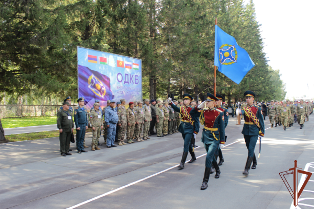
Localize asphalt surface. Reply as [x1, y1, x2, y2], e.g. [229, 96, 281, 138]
[4, 124, 58, 136]
[1, 116, 314, 209]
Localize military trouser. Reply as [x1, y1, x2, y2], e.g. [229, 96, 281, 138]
[168, 120, 173, 134]
[136, 123, 143, 139]
[127, 123, 135, 140]
[150, 117, 156, 134]
[244, 135, 258, 158]
[103, 122, 108, 142]
[76, 124, 86, 151]
[107, 123, 117, 146]
[60, 131, 71, 154]
[269, 115, 275, 125]
[181, 132, 194, 153]
[281, 117, 288, 127]
[298, 114, 305, 125]
[143, 121, 150, 139]
[91, 126, 101, 148]
[157, 119, 164, 136]
[172, 120, 177, 133]
[118, 122, 127, 141]
[204, 139, 220, 169]
[163, 119, 169, 135]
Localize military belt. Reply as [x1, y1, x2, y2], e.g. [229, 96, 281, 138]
[204, 127, 218, 131]
[181, 120, 193, 123]
[244, 122, 254, 125]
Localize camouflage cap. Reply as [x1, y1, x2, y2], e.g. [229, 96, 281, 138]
[120, 99, 125, 102]
[138, 100, 143, 104]
[144, 99, 149, 102]
[107, 100, 111, 104]
[94, 102, 100, 106]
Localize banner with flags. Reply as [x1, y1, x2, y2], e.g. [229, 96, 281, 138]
[214, 25, 255, 84]
[77, 46, 142, 109]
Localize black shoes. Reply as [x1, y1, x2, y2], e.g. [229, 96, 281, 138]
[243, 157, 253, 176]
[178, 152, 188, 170]
[200, 167, 211, 190]
[218, 158, 224, 166]
[81, 150, 87, 152]
[65, 152, 72, 155]
[215, 170, 221, 179]
[69, 149, 72, 151]
[61, 153, 66, 156]
[188, 151, 196, 163]
[111, 145, 117, 147]
[107, 146, 111, 148]
[251, 163, 257, 169]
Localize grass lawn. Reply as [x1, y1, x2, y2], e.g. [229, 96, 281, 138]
[2, 116, 57, 128]
[5, 129, 93, 142]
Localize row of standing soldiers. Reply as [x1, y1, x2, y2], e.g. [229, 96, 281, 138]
[267, 100, 313, 130]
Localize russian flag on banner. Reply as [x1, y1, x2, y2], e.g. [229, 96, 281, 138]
[88, 55, 97, 63]
[125, 61, 132, 69]
[133, 63, 139, 70]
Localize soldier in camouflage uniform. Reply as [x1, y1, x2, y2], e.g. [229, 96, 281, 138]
[90, 101, 103, 151]
[117, 99, 127, 146]
[163, 102, 170, 136]
[143, 99, 152, 140]
[102, 100, 110, 145]
[268, 100, 276, 128]
[135, 101, 144, 141]
[275, 101, 281, 127]
[305, 101, 310, 121]
[281, 102, 290, 131]
[297, 100, 306, 129]
[168, 104, 175, 134]
[156, 103, 164, 137]
[127, 102, 136, 143]
[288, 101, 294, 127]
[132, 101, 138, 140]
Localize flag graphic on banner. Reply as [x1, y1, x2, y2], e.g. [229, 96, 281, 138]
[88, 55, 97, 64]
[125, 61, 132, 69]
[214, 25, 255, 84]
[117, 60, 124, 68]
[99, 57, 107, 65]
[133, 63, 139, 70]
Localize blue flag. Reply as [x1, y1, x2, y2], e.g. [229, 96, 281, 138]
[214, 25, 255, 84]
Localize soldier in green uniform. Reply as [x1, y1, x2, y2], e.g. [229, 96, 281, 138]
[102, 100, 110, 145]
[156, 103, 164, 137]
[143, 99, 152, 140]
[281, 101, 290, 131]
[117, 99, 127, 145]
[127, 102, 136, 143]
[168, 104, 175, 135]
[275, 101, 282, 127]
[162, 102, 170, 136]
[60, 96, 74, 151]
[268, 100, 276, 128]
[197, 93, 225, 190]
[305, 101, 310, 121]
[297, 100, 306, 129]
[133, 101, 139, 140]
[57, 101, 74, 156]
[90, 101, 103, 150]
[135, 101, 144, 141]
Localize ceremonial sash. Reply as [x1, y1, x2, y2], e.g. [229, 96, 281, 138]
[180, 106, 194, 126]
[243, 106, 264, 136]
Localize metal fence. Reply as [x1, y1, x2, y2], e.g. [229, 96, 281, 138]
[0, 105, 76, 118]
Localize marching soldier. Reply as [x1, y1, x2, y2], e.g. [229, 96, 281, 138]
[281, 101, 290, 131]
[297, 100, 306, 129]
[156, 103, 164, 137]
[143, 99, 152, 140]
[268, 100, 276, 128]
[275, 101, 281, 127]
[169, 94, 200, 170]
[74, 98, 88, 154]
[90, 101, 103, 150]
[135, 101, 144, 141]
[241, 91, 264, 176]
[198, 93, 225, 190]
[127, 102, 136, 143]
[57, 101, 74, 156]
[105, 100, 119, 148]
[172, 100, 178, 133]
[163, 102, 170, 136]
[117, 99, 127, 145]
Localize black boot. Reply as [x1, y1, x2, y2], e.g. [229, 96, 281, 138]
[200, 167, 211, 190]
[178, 152, 188, 170]
[275, 123, 277, 127]
[188, 148, 197, 163]
[300, 124, 303, 129]
[243, 157, 253, 176]
[218, 158, 224, 166]
[215, 168, 221, 179]
[284, 126, 286, 131]
[251, 154, 257, 169]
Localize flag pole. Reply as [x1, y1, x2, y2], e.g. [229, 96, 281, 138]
[214, 18, 217, 97]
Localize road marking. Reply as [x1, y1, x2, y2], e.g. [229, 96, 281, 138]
[66, 137, 245, 209]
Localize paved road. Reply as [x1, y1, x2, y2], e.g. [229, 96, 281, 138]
[1, 116, 314, 209]
[4, 124, 58, 136]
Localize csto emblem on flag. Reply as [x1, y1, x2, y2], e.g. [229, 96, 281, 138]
[219, 44, 238, 65]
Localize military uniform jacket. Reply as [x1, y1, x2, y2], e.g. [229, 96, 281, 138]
[135, 107, 144, 124]
[74, 106, 88, 127]
[163, 106, 169, 120]
[118, 105, 127, 125]
[281, 107, 290, 118]
[268, 105, 276, 115]
[151, 105, 157, 118]
[58, 109, 74, 131]
[168, 106, 175, 120]
[216, 105, 228, 128]
[143, 104, 152, 121]
[297, 104, 306, 115]
[127, 108, 136, 124]
[156, 107, 164, 120]
[241, 105, 265, 136]
[90, 109, 103, 127]
[105, 106, 119, 124]
[201, 108, 225, 143]
[171, 103, 200, 134]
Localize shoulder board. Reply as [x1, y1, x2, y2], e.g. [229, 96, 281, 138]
[216, 108, 223, 113]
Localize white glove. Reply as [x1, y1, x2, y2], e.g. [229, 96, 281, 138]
[197, 101, 205, 109]
[193, 133, 196, 139]
[219, 144, 224, 149]
[168, 97, 172, 102]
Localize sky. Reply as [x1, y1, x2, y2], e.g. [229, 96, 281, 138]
[244, 0, 314, 100]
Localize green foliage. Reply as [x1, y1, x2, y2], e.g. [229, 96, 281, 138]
[0, 0, 286, 103]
